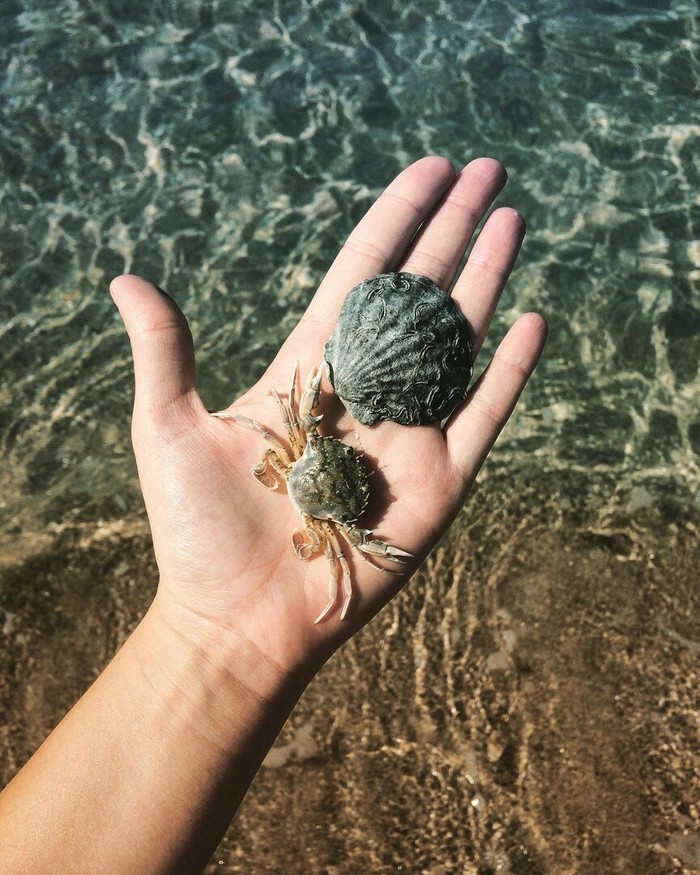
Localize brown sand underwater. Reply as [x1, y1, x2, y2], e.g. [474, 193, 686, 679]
[1, 470, 698, 875]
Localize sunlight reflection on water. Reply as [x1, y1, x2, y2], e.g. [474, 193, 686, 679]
[1, 2, 699, 872]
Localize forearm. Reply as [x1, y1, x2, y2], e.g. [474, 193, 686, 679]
[0, 593, 307, 875]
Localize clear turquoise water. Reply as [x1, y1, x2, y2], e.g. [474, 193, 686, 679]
[1, 0, 698, 533]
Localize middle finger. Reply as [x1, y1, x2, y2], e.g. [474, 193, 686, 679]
[399, 157, 507, 290]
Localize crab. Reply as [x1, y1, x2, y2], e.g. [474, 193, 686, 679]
[211, 364, 411, 623]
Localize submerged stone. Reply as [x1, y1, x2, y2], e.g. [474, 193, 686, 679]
[324, 272, 474, 426]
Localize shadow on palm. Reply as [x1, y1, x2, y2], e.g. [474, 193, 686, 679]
[212, 361, 427, 626]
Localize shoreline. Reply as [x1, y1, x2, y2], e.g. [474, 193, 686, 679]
[1, 470, 698, 872]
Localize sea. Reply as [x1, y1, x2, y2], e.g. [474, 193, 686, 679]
[1, 2, 698, 873]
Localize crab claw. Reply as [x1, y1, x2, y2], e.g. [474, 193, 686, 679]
[358, 539, 412, 563]
[342, 527, 413, 574]
[299, 366, 323, 419]
[292, 529, 322, 561]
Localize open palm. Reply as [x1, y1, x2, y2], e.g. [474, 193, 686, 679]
[110, 156, 547, 673]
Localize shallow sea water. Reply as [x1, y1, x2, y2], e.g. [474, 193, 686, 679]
[1, 2, 699, 873]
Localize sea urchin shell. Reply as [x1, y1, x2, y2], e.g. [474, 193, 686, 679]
[324, 272, 474, 426]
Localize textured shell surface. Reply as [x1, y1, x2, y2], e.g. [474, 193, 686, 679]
[287, 436, 370, 523]
[324, 272, 474, 426]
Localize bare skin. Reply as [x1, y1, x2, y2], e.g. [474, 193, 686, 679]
[0, 156, 547, 875]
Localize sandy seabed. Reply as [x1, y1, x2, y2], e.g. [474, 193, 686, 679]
[1, 470, 698, 875]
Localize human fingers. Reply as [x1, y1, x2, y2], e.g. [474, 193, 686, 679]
[445, 312, 548, 485]
[288, 156, 456, 336]
[451, 206, 526, 357]
[110, 275, 205, 427]
[399, 157, 507, 290]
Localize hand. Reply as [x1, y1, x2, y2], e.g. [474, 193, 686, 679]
[0, 158, 547, 875]
[110, 156, 547, 677]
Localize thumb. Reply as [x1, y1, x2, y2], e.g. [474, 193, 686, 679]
[110, 274, 201, 422]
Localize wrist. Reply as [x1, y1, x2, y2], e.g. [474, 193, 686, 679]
[131, 592, 310, 756]
[0, 586, 312, 875]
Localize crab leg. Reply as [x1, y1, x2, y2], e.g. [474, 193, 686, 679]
[343, 526, 412, 574]
[287, 362, 307, 453]
[264, 361, 306, 459]
[311, 522, 352, 624]
[314, 536, 340, 625]
[288, 362, 298, 415]
[324, 522, 353, 621]
[252, 449, 290, 490]
[298, 365, 323, 422]
[348, 546, 405, 576]
[270, 387, 304, 461]
[291, 513, 325, 560]
[211, 411, 294, 469]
